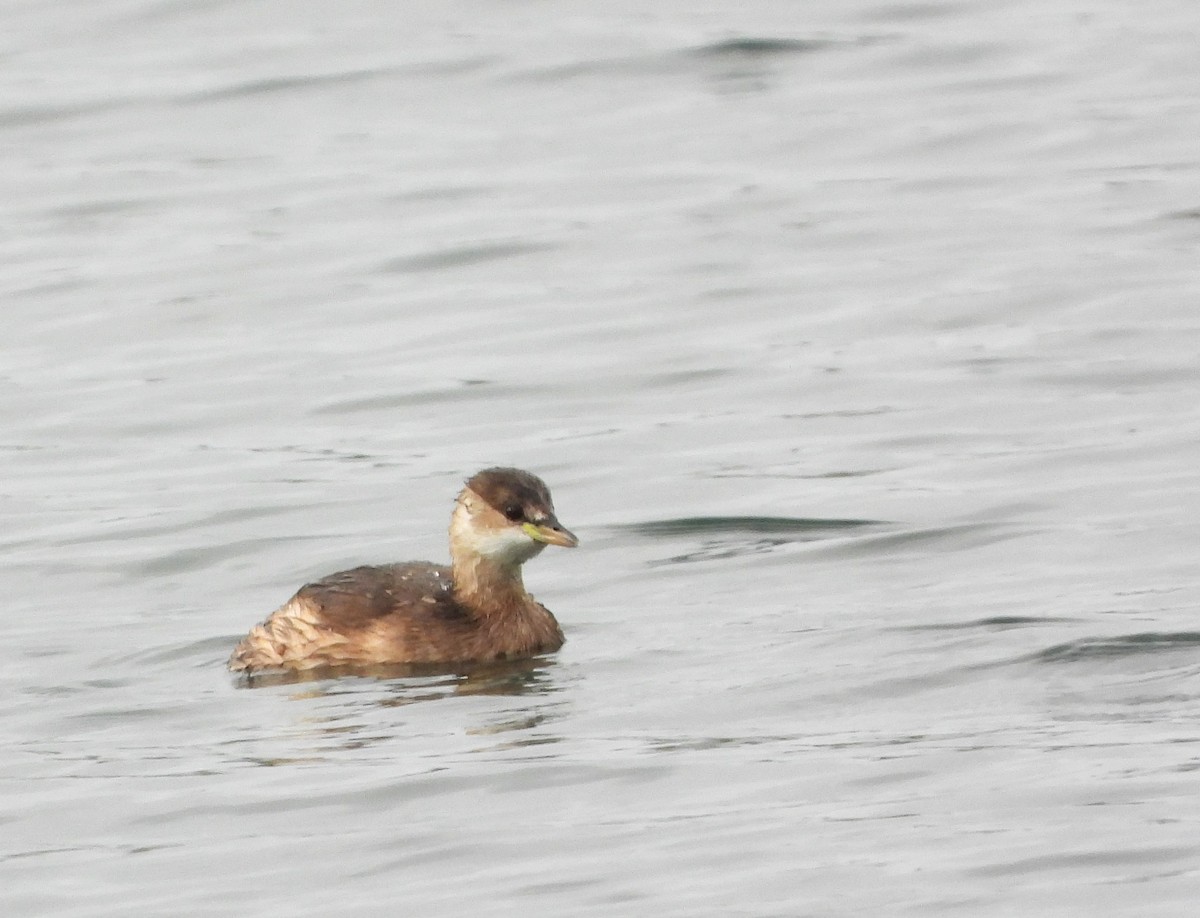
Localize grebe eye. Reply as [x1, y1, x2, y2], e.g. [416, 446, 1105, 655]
[503, 505, 524, 522]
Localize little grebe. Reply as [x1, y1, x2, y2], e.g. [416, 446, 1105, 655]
[228, 467, 576, 674]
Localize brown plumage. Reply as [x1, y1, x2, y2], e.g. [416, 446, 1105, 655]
[228, 468, 577, 675]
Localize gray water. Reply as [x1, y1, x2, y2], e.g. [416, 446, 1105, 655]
[4, 1, 1200, 914]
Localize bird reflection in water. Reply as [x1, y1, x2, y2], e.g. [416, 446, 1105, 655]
[238, 654, 560, 698]
[230, 658, 566, 763]
[232, 657, 566, 763]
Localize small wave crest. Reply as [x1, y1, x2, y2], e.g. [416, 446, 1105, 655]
[1032, 632, 1200, 664]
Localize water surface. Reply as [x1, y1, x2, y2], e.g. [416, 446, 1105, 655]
[4, 1, 1200, 915]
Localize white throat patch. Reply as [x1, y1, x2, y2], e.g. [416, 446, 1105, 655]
[468, 524, 545, 567]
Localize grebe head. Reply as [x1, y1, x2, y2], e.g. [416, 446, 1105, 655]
[450, 467, 578, 569]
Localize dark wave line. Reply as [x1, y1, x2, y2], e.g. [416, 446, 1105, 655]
[623, 516, 884, 537]
[1033, 632, 1200, 663]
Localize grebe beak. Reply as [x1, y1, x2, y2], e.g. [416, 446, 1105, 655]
[522, 517, 579, 548]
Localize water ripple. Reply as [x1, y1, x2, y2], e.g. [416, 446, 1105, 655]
[622, 515, 884, 565]
[1032, 632, 1200, 664]
[380, 241, 555, 274]
[687, 36, 842, 59]
[506, 32, 881, 85]
[624, 515, 883, 538]
[900, 615, 1081, 632]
